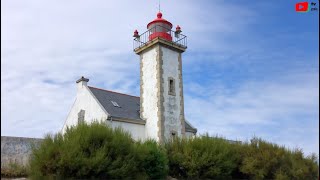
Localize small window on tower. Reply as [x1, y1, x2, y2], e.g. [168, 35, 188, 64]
[171, 130, 177, 140]
[168, 77, 176, 96]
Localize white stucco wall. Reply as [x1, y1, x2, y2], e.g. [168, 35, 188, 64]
[62, 82, 146, 141]
[161, 47, 183, 140]
[61, 82, 108, 133]
[185, 131, 196, 138]
[141, 47, 160, 141]
[109, 121, 145, 141]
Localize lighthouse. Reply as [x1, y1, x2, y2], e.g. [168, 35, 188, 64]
[133, 12, 188, 143]
[62, 11, 196, 143]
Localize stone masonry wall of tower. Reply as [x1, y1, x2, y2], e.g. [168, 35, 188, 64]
[140, 46, 160, 142]
[161, 46, 185, 140]
[139, 44, 185, 143]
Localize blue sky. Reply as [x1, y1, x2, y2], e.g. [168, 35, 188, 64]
[1, 0, 319, 156]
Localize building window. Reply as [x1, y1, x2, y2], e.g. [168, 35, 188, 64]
[171, 130, 177, 140]
[168, 77, 176, 96]
[78, 109, 85, 124]
[111, 100, 121, 108]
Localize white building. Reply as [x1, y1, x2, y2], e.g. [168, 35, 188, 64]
[62, 12, 197, 142]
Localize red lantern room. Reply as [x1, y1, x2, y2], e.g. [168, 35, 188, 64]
[147, 12, 173, 41]
[133, 11, 187, 51]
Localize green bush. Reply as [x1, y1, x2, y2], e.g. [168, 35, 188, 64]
[135, 140, 169, 179]
[165, 134, 241, 179]
[239, 137, 319, 180]
[1, 162, 27, 178]
[29, 121, 168, 179]
[165, 135, 318, 180]
[28, 121, 318, 179]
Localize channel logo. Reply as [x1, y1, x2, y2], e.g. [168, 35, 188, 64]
[295, 2, 318, 12]
[295, 2, 309, 12]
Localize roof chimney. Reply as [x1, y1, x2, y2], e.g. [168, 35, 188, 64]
[76, 76, 89, 91]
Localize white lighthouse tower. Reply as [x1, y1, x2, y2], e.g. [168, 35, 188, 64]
[133, 12, 188, 143]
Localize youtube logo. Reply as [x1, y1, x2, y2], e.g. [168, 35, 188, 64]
[296, 2, 309, 12]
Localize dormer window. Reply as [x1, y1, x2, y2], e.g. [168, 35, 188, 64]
[168, 77, 176, 96]
[111, 101, 121, 108]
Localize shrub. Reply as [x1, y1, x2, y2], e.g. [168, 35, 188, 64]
[29, 121, 169, 179]
[29, 121, 139, 179]
[135, 140, 169, 179]
[165, 134, 241, 179]
[239, 137, 319, 180]
[1, 162, 27, 178]
[28, 121, 319, 179]
[165, 136, 318, 180]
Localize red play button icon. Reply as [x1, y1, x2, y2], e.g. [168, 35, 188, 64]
[296, 2, 309, 12]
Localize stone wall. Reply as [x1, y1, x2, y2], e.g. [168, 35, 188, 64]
[161, 46, 184, 140]
[141, 46, 160, 141]
[1, 136, 43, 168]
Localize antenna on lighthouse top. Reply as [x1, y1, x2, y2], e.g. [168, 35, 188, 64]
[158, 0, 161, 12]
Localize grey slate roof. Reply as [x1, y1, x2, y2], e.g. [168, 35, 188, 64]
[184, 121, 195, 131]
[88, 86, 197, 132]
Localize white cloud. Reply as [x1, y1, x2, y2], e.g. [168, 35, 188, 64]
[1, 0, 255, 137]
[185, 72, 319, 156]
[1, 0, 318, 157]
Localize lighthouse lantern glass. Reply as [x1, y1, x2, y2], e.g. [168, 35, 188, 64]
[148, 23, 172, 41]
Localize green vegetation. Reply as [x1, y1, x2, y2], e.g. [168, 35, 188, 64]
[135, 140, 169, 179]
[165, 135, 240, 179]
[1, 162, 28, 178]
[239, 138, 319, 180]
[29, 121, 168, 179]
[165, 135, 318, 180]
[28, 122, 319, 179]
